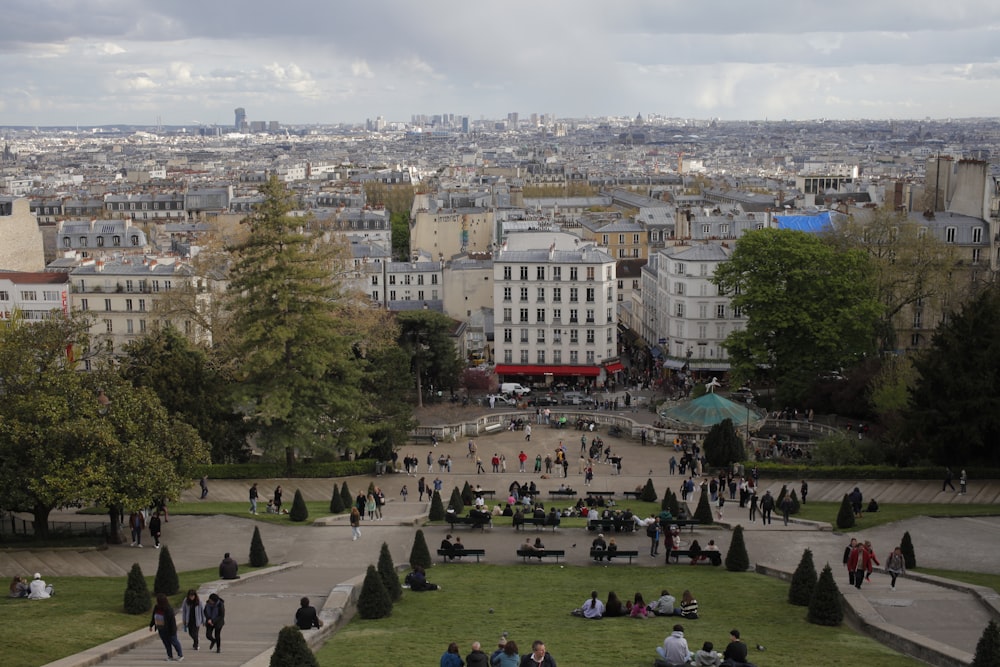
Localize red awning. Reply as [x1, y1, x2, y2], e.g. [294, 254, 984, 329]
[604, 362, 624, 373]
[495, 364, 600, 377]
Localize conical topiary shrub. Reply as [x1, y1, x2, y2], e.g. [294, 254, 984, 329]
[788, 490, 801, 514]
[378, 542, 403, 602]
[694, 484, 714, 525]
[973, 620, 1000, 667]
[660, 487, 671, 511]
[340, 482, 353, 510]
[153, 545, 179, 596]
[776, 484, 789, 508]
[356, 564, 392, 619]
[428, 490, 445, 521]
[836, 494, 856, 530]
[667, 489, 680, 518]
[123, 562, 151, 614]
[789, 548, 818, 606]
[461, 481, 474, 506]
[250, 525, 269, 567]
[724, 524, 750, 572]
[448, 486, 465, 513]
[289, 489, 309, 522]
[807, 564, 844, 626]
[640, 478, 657, 502]
[330, 483, 344, 513]
[409, 529, 432, 569]
[269, 626, 319, 667]
[900, 531, 916, 569]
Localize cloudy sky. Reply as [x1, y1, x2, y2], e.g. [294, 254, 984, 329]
[3, 0, 1000, 127]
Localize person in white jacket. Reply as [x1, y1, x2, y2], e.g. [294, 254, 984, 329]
[28, 573, 53, 599]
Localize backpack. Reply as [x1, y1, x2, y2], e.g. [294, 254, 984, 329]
[646, 523, 658, 538]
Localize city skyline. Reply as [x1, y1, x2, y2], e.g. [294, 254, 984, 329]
[2, 0, 1000, 127]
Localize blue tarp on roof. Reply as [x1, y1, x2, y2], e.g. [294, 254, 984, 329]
[775, 211, 832, 233]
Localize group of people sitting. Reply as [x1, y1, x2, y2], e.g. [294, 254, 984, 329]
[656, 626, 757, 667]
[571, 588, 699, 620]
[8, 573, 54, 599]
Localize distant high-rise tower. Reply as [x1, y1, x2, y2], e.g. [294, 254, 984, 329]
[234, 107, 246, 131]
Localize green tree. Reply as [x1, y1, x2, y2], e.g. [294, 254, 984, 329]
[713, 228, 881, 402]
[448, 487, 465, 513]
[640, 478, 657, 503]
[123, 563, 151, 614]
[693, 484, 714, 525]
[807, 564, 844, 626]
[226, 175, 375, 466]
[153, 546, 180, 596]
[461, 481, 474, 506]
[868, 356, 918, 464]
[900, 531, 916, 569]
[390, 211, 410, 261]
[789, 548, 818, 606]
[428, 490, 445, 521]
[0, 314, 209, 540]
[973, 620, 1000, 667]
[359, 340, 416, 461]
[330, 483, 344, 514]
[397, 310, 464, 408]
[724, 525, 750, 572]
[703, 418, 743, 468]
[409, 529, 432, 569]
[289, 489, 308, 522]
[120, 325, 250, 463]
[377, 542, 403, 602]
[340, 482, 353, 511]
[356, 564, 392, 619]
[905, 286, 1000, 466]
[269, 626, 319, 667]
[250, 526, 269, 567]
[836, 494, 856, 530]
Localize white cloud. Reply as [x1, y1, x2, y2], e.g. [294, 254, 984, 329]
[351, 60, 374, 79]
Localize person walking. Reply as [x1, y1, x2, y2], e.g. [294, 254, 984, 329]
[418, 477, 426, 502]
[518, 450, 528, 472]
[149, 593, 184, 662]
[148, 511, 162, 549]
[942, 467, 956, 492]
[428, 451, 434, 473]
[780, 494, 793, 526]
[760, 490, 774, 525]
[129, 510, 145, 547]
[800, 479, 808, 504]
[960, 470, 967, 495]
[199, 476, 208, 499]
[248, 483, 259, 515]
[180, 589, 204, 651]
[748, 492, 758, 523]
[886, 546, 906, 590]
[524, 423, 532, 442]
[350, 507, 362, 541]
[365, 493, 377, 521]
[273, 485, 283, 513]
[203, 593, 225, 653]
[400, 485, 408, 502]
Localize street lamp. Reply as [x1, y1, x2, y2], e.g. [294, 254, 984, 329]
[744, 396, 752, 446]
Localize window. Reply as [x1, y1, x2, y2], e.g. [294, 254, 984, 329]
[520, 287, 528, 302]
[536, 309, 545, 323]
[503, 266, 512, 280]
[721, 224, 730, 236]
[80, 298, 88, 311]
[570, 288, 578, 303]
[570, 330, 579, 343]
[913, 309, 923, 329]
[520, 329, 529, 343]
[537, 266, 545, 280]
[552, 267, 561, 281]
[552, 308, 562, 321]
[97, 236, 105, 247]
[586, 267, 594, 281]
[973, 227, 983, 244]
[20, 290, 37, 301]
[633, 233, 640, 244]
[104, 298, 112, 311]
[139, 299, 146, 312]
[618, 234, 625, 244]
[504, 328, 512, 343]
[113, 235, 121, 247]
[973, 248, 982, 263]
[607, 328, 613, 342]
[675, 302, 685, 317]
[43, 290, 59, 301]
[537, 350, 546, 363]
[586, 309, 595, 323]
[698, 323, 707, 339]
[586, 329, 595, 343]
[675, 282, 685, 296]
[504, 349, 513, 363]
[417, 275, 424, 286]
[536, 329, 546, 343]
[586, 288, 595, 303]
[519, 308, 529, 323]
[553, 287, 561, 302]
[910, 333, 921, 347]
[520, 349, 529, 363]
[404, 275, 412, 285]
[503, 308, 512, 322]
[431, 275, 438, 285]
[716, 304, 726, 318]
[946, 227, 956, 243]
[702, 224, 711, 235]
[570, 267, 578, 280]
[126, 299, 133, 312]
[553, 329, 562, 343]
[700, 264, 708, 276]
[104, 319, 113, 333]
[127, 319, 134, 334]
[503, 287, 512, 302]
[570, 350, 579, 363]
[553, 350, 562, 363]
[586, 350, 595, 363]
[520, 266, 528, 280]
[676, 262, 686, 275]
[570, 309, 579, 323]
[537, 287, 545, 302]
[699, 304, 708, 319]
[607, 307, 613, 323]
[139, 319, 147, 333]
[417, 290, 424, 301]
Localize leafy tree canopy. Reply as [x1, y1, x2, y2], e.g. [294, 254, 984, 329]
[396, 310, 463, 407]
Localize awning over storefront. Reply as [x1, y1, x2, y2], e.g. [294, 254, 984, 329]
[495, 364, 601, 377]
[604, 362, 624, 373]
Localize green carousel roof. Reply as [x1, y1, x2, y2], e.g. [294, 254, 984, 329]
[659, 392, 764, 430]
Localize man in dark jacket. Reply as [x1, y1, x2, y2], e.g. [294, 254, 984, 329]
[148, 512, 162, 549]
[295, 597, 323, 630]
[218, 553, 239, 579]
[466, 641, 490, 667]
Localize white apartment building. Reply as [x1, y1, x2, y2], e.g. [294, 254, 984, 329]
[0, 272, 71, 321]
[641, 242, 742, 372]
[493, 232, 619, 385]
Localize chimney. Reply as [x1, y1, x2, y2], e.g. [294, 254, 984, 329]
[149, 259, 158, 271]
[95, 260, 104, 272]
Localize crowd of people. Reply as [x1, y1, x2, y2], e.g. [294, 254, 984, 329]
[570, 588, 700, 620]
[843, 537, 907, 591]
[440, 637, 555, 667]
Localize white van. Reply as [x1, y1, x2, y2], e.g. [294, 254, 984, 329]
[500, 383, 531, 396]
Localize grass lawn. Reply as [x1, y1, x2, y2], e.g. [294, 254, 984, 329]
[318, 565, 922, 667]
[79, 500, 341, 525]
[793, 501, 1000, 529]
[914, 567, 1000, 594]
[0, 566, 248, 667]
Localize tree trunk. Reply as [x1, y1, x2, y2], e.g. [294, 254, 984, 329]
[285, 445, 295, 471]
[107, 505, 126, 545]
[32, 503, 52, 539]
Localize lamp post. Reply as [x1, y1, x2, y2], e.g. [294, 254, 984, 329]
[744, 396, 752, 446]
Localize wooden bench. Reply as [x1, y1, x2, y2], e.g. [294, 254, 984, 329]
[410, 433, 437, 444]
[586, 518, 634, 533]
[437, 548, 486, 563]
[586, 491, 616, 498]
[549, 489, 578, 499]
[622, 491, 643, 500]
[445, 513, 492, 531]
[474, 490, 496, 499]
[672, 519, 700, 533]
[515, 516, 561, 531]
[589, 549, 640, 563]
[483, 423, 503, 434]
[667, 549, 722, 566]
[517, 549, 565, 563]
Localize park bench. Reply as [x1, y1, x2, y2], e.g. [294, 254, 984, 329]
[586, 491, 616, 499]
[672, 519, 700, 533]
[549, 489, 578, 499]
[667, 549, 722, 566]
[589, 549, 640, 563]
[445, 513, 492, 531]
[622, 491, 643, 500]
[437, 548, 486, 563]
[515, 516, 561, 531]
[586, 518, 634, 533]
[474, 490, 496, 499]
[516, 549, 565, 563]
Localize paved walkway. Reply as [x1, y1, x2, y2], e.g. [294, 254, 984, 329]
[6, 420, 997, 666]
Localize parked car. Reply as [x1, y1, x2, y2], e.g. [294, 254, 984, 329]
[730, 387, 755, 401]
[485, 394, 517, 406]
[527, 394, 560, 407]
[561, 391, 596, 406]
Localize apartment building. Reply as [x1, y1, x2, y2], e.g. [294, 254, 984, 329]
[0, 198, 45, 271]
[493, 231, 618, 386]
[0, 272, 70, 321]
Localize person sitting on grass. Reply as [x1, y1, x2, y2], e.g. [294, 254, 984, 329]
[28, 573, 53, 599]
[404, 565, 439, 591]
[604, 591, 626, 617]
[675, 590, 698, 619]
[630, 591, 648, 618]
[9, 576, 29, 598]
[648, 589, 676, 616]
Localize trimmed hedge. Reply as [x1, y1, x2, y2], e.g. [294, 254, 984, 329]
[743, 462, 1000, 480]
[190, 460, 377, 480]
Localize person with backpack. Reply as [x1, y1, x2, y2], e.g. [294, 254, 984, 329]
[759, 490, 774, 525]
[647, 517, 661, 557]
